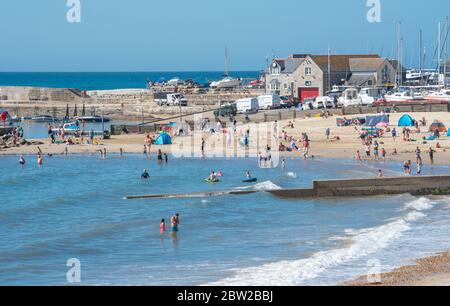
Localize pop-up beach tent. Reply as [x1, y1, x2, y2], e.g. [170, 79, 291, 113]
[398, 114, 414, 127]
[154, 133, 172, 145]
[429, 121, 447, 133]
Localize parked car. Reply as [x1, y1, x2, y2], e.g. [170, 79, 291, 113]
[214, 104, 237, 117]
[279, 96, 294, 108]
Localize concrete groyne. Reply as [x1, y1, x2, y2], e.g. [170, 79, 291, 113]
[268, 175, 450, 199]
[125, 175, 450, 201]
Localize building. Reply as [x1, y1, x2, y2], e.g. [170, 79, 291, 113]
[440, 61, 450, 84]
[265, 54, 398, 101]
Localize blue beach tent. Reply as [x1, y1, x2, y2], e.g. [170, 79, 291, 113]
[154, 133, 172, 145]
[398, 114, 414, 127]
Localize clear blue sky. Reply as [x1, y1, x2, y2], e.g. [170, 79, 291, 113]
[0, 0, 449, 71]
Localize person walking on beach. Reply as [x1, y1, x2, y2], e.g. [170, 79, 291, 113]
[429, 147, 436, 165]
[355, 150, 362, 162]
[160, 219, 166, 235]
[171, 213, 180, 233]
[325, 128, 331, 140]
[415, 147, 422, 165]
[391, 128, 397, 141]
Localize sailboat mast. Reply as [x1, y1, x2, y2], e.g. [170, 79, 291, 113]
[438, 21, 441, 81]
[397, 22, 401, 88]
[224, 48, 229, 77]
[445, 16, 448, 88]
[419, 29, 423, 75]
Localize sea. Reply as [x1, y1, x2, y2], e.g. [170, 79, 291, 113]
[0, 155, 449, 285]
[0, 72, 260, 91]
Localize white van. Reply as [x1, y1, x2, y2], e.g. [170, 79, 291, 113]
[257, 95, 281, 110]
[235, 98, 259, 114]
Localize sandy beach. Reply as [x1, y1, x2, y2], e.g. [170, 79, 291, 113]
[3, 111, 450, 167]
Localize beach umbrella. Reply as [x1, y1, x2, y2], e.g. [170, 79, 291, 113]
[73, 105, 78, 117]
[81, 104, 86, 117]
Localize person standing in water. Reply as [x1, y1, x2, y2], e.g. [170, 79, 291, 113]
[157, 149, 163, 163]
[37, 154, 44, 165]
[171, 213, 180, 233]
[160, 219, 166, 235]
[164, 153, 168, 163]
[119, 148, 123, 157]
[246, 171, 252, 179]
[429, 147, 436, 165]
[19, 155, 26, 165]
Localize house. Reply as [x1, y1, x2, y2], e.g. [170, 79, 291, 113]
[265, 53, 398, 101]
[347, 58, 397, 87]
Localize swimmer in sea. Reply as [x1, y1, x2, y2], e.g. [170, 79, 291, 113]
[141, 169, 150, 179]
[19, 155, 26, 165]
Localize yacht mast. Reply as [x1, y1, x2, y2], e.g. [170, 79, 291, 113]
[397, 22, 402, 88]
[438, 22, 441, 81]
[419, 29, 423, 76]
[327, 47, 331, 92]
[445, 17, 448, 88]
[224, 48, 229, 77]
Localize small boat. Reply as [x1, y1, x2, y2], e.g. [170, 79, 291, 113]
[75, 116, 110, 123]
[425, 89, 450, 102]
[210, 77, 241, 89]
[242, 178, 258, 183]
[384, 91, 426, 103]
[26, 115, 59, 123]
[51, 123, 81, 134]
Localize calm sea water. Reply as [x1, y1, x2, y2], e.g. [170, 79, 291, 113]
[0, 155, 449, 285]
[0, 72, 259, 91]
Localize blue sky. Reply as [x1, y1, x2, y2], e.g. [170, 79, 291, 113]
[0, 0, 449, 71]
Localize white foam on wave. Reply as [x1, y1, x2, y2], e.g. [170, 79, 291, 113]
[252, 181, 282, 191]
[404, 197, 434, 211]
[286, 172, 297, 179]
[233, 180, 282, 191]
[204, 197, 434, 286]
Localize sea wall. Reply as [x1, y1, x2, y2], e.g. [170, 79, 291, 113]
[268, 175, 450, 198]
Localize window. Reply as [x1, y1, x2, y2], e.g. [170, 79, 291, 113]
[305, 81, 312, 86]
[367, 80, 373, 86]
[305, 67, 312, 75]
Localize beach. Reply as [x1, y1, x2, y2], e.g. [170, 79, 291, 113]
[344, 250, 450, 286]
[1, 109, 450, 285]
[4, 111, 450, 166]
